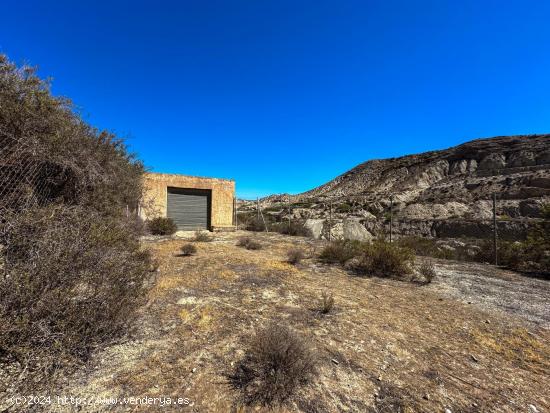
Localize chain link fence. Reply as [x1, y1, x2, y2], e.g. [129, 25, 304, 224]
[236, 194, 546, 266]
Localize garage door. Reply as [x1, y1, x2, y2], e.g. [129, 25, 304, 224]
[167, 188, 211, 230]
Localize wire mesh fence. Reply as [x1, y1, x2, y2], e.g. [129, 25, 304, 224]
[236, 194, 545, 266]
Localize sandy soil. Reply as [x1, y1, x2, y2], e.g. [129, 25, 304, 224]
[18, 231, 549, 412]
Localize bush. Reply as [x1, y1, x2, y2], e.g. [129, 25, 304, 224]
[0, 54, 151, 391]
[419, 260, 436, 283]
[229, 323, 317, 405]
[336, 203, 352, 213]
[286, 248, 304, 265]
[319, 240, 362, 264]
[246, 217, 268, 232]
[237, 236, 262, 250]
[320, 292, 334, 314]
[193, 229, 213, 242]
[0, 207, 151, 383]
[180, 243, 197, 256]
[147, 217, 177, 235]
[350, 240, 414, 277]
[396, 236, 453, 259]
[475, 240, 522, 267]
[272, 221, 311, 237]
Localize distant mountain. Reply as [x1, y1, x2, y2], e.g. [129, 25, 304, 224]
[262, 134, 550, 222]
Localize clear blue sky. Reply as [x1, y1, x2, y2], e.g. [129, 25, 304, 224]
[1, 1, 549, 198]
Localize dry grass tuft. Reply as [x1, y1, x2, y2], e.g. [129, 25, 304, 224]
[193, 230, 213, 242]
[319, 291, 335, 314]
[180, 243, 197, 256]
[286, 248, 305, 265]
[237, 236, 262, 250]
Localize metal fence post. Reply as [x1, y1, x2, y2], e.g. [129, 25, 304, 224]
[328, 201, 333, 241]
[288, 200, 291, 231]
[389, 195, 394, 243]
[233, 197, 237, 227]
[493, 192, 498, 266]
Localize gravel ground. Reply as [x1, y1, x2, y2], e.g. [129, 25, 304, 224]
[430, 259, 550, 328]
[3, 231, 548, 413]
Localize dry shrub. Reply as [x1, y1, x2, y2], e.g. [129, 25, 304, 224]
[350, 240, 414, 277]
[286, 248, 304, 265]
[272, 221, 312, 237]
[320, 291, 334, 314]
[193, 229, 213, 242]
[180, 243, 197, 256]
[147, 217, 177, 235]
[237, 236, 262, 250]
[0, 54, 151, 390]
[229, 322, 316, 405]
[0, 207, 150, 382]
[245, 217, 268, 232]
[396, 236, 454, 260]
[319, 240, 362, 264]
[419, 260, 436, 283]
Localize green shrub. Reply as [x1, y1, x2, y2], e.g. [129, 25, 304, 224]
[264, 206, 284, 213]
[319, 240, 362, 264]
[180, 243, 197, 256]
[475, 239, 523, 267]
[147, 217, 177, 235]
[229, 323, 316, 405]
[272, 221, 311, 237]
[351, 240, 414, 277]
[336, 203, 352, 213]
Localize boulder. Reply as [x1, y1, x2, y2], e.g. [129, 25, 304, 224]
[304, 219, 324, 239]
[343, 219, 374, 241]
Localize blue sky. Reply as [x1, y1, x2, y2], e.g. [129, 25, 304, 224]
[1, 1, 549, 198]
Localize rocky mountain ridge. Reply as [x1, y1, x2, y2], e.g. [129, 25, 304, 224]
[261, 134, 550, 222]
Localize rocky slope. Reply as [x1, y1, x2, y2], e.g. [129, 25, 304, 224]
[251, 134, 550, 240]
[270, 135, 549, 217]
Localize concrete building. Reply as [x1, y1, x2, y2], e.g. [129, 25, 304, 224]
[140, 172, 235, 231]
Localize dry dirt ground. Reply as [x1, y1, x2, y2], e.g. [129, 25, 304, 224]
[44, 231, 549, 412]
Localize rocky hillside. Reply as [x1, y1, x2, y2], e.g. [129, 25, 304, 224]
[268, 134, 550, 221]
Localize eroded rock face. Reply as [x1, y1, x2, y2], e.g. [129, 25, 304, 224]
[507, 151, 536, 168]
[479, 153, 506, 170]
[253, 135, 550, 239]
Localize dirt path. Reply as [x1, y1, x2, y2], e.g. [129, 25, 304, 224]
[36, 231, 549, 412]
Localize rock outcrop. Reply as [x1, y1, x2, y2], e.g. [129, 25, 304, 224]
[294, 134, 550, 217]
[255, 134, 550, 240]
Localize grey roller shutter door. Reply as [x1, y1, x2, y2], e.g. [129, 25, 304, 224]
[167, 190, 209, 230]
